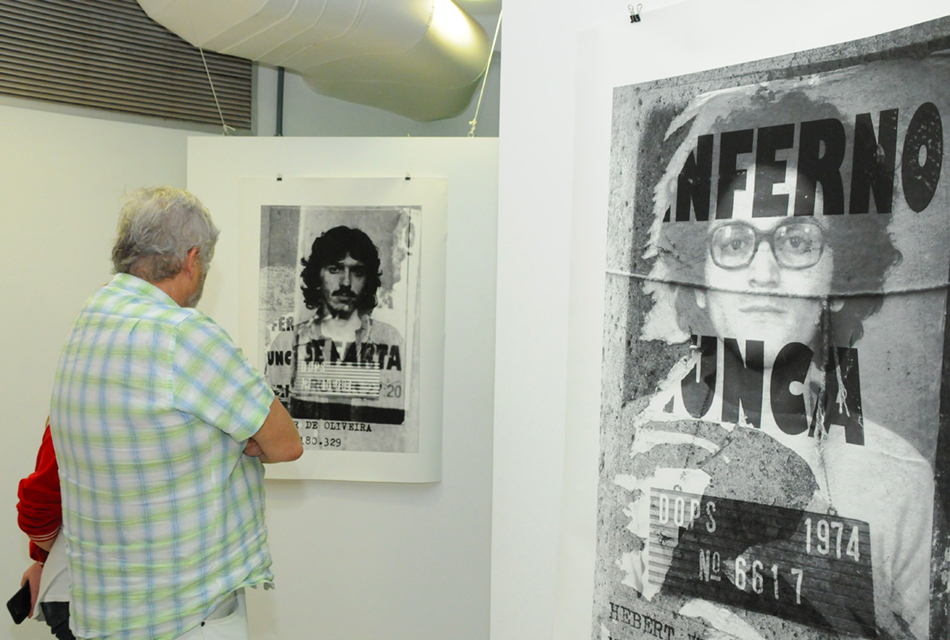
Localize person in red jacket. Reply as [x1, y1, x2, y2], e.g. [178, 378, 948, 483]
[17, 419, 73, 640]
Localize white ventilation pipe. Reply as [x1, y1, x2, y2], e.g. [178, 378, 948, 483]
[136, 0, 491, 121]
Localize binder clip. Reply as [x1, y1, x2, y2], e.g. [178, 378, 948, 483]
[629, 3, 642, 22]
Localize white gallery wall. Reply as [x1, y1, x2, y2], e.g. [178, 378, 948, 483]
[491, 1, 950, 640]
[187, 137, 497, 640]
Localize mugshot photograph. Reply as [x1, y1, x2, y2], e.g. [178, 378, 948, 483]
[261, 206, 420, 454]
[595, 54, 950, 640]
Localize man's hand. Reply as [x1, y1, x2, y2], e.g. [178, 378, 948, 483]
[20, 561, 43, 618]
[243, 438, 263, 457]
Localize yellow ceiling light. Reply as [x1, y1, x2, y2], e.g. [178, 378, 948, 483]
[136, 0, 492, 121]
[431, 0, 479, 50]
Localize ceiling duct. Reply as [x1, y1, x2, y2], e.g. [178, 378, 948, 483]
[136, 0, 491, 122]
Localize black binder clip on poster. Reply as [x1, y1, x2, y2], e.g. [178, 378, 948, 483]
[629, 3, 642, 22]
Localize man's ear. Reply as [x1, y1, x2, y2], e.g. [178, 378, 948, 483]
[694, 288, 707, 309]
[182, 247, 200, 276]
[830, 298, 844, 312]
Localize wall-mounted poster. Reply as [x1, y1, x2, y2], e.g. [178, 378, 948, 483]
[263, 206, 418, 451]
[596, 18, 950, 640]
[237, 178, 446, 482]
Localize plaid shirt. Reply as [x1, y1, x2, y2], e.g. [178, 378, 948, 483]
[50, 274, 275, 640]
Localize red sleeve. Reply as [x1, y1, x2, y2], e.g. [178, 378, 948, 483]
[17, 420, 61, 563]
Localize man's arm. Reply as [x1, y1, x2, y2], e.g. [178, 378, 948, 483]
[246, 396, 303, 463]
[174, 316, 302, 463]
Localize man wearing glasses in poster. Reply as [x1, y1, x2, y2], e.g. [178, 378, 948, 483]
[615, 84, 935, 640]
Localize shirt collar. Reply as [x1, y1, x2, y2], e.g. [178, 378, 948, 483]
[109, 273, 179, 307]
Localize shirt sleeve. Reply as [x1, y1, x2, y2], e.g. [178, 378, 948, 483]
[17, 419, 62, 563]
[172, 314, 275, 442]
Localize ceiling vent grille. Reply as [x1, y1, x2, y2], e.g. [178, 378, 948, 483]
[0, 0, 251, 128]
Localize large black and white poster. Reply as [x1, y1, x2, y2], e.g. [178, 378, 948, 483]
[595, 18, 950, 640]
[260, 205, 420, 453]
[237, 177, 446, 482]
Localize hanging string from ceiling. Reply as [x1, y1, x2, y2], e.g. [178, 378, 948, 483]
[197, 45, 235, 135]
[184, 2, 233, 135]
[469, 9, 503, 138]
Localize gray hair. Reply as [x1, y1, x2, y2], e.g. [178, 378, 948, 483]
[112, 187, 220, 281]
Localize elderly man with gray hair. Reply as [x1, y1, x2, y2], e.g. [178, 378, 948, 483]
[49, 186, 302, 640]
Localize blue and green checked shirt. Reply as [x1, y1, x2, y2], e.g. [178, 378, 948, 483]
[50, 274, 276, 640]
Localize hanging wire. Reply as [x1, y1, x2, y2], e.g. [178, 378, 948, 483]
[469, 9, 503, 137]
[184, 2, 233, 135]
[198, 45, 235, 136]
